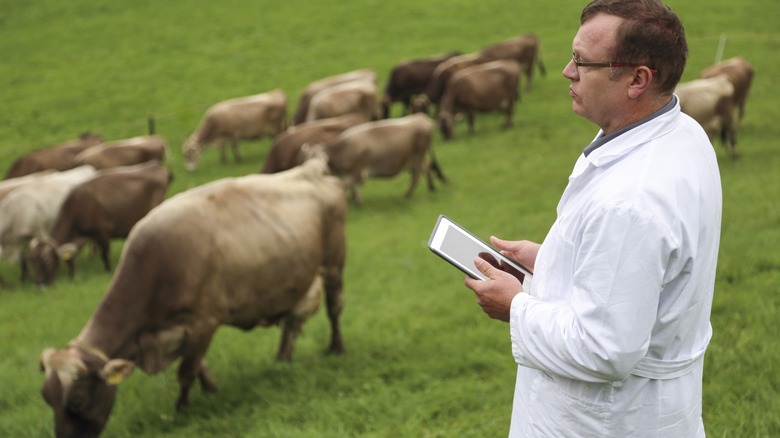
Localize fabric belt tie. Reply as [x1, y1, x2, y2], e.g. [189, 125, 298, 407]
[630, 324, 711, 380]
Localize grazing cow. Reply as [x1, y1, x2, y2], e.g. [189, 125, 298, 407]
[312, 113, 446, 207]
[26, 161, 172, 286]
[380, 52, 462, 118]
[438, 60, 522, 140]
[183, 90, 287, 171]
[3, 133, 103, 179]
[0, 166, 97, 281]
[699, 56, 754, 120]
[260, 114, 366, 174]
[291, 69, 376, 125]
[676, 74, 738, 159]
[0, 170, 57, 203]
[412, 53, 491, 114]
[39, 155, 347, 438]
[305, 79, 379, 123]
[479, 33, 547, 91]
[74, 135, 167, 170]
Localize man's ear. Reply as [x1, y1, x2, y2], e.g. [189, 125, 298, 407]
[628, 66, 655, 99]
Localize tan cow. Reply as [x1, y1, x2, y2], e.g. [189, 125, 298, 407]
[479, 33, 547, 91]
[412, 53, 492, 114]
[74, 135, 167, 169]
[438, 60, 522, 140]
[0, 169, 57, 204]
[291, 69, 376, 125]
[676, 74, 738, 159]
[304, 79, 379, 123]
[313, 113, 446, 207]
[260, 114, 366, 174]
[182, 89, 287, 170]
[40, 155, 347, 437]
[3, 133, 103, 179]
[699, 56, 753, 120]
[26, 161, 172, 286]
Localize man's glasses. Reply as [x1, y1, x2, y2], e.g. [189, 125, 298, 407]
[572, 53, 657, 75]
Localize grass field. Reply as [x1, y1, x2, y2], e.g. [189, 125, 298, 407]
[1, 0, 779, 436]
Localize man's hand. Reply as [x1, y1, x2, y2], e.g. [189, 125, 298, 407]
[464, 257, 524, 322]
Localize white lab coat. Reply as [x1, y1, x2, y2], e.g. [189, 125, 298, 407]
[508, 98, 722, 437]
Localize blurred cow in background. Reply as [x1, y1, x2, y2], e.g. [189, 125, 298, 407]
[0, 166, 97, 282]
[183, 90, 287, 170]
[676, 74, 738, 159]
[479, 33, 546, 91]
[305, 79, 379, 123]
[26, 161, 172, 286]
[3, 133, 103, 179]
[40, 154, 347, 437]
[438, 60, 522, 140]
[75, 135, 167, 170]
[291, 69, 377, 125]
[260, 114, 366, 174]
[380, 52, 461, 118]
[412, 53, 491, 115]
[0, 170, 57, 203]
[699, 56, 753, 120]
[311, 113, 446, 207]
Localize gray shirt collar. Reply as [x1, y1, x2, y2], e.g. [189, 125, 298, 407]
[583, 95, 677, 157]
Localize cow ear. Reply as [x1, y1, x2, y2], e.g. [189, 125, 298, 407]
[57, 243, 78, 261]
[100, 359, 135, 385]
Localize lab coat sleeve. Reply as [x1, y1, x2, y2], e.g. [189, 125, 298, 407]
[509, 203, 677, 382]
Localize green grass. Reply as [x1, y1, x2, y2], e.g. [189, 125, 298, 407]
[1, 0, 779, 436]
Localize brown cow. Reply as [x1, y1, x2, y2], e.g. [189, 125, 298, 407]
[676, 74, 738, 159]
[699, 56, 753, 120]
[260, 114, 366, 174]
[479, 33, 547, 91]
[438, 60, 522, 140]
[312, 113, 445, 207]
[3, 133, 103, 179]
[183, 89, 287, 170]
[40, 154, 347, 437]
[291, 69, 376, 125]
[26, 161, 172, 286]
[74, 135, 167, 170]
[412, 52, 491, 114]
[380, 52, 462, 118]
[304, 79, 379, 123]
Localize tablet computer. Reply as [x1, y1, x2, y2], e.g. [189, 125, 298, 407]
[427, 214, 532, 282]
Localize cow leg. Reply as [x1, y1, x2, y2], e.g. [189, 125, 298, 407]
[467, 112, 476, 135]
[405, 166, 421, 199]
[231, 139, 242, 163]
[98, 238, 111, 271]
[275, 316, 302, 362]
[322, 267, 345, 355]
[175, 331, 216, 410]
[197, 360, 219, 393]
[504, 103, 515, 129]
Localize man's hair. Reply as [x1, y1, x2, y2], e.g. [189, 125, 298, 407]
[581, 0, 687, 93]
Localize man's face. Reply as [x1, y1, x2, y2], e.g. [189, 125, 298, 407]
[563, 13, 634, 133]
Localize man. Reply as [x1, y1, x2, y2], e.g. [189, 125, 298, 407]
[464, 1, 722, 436]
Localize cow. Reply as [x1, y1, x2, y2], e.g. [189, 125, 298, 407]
[3, 133, 103, 179]
[699, 56, 754, 120]
[260, 114, 366, 174]
[0, 166, 97, 282]
[0, 169, 57, 203]
[182, 89, 287, 171]
[74, 135, 167, 170]
[676, 74, 738, 159]
[479, 33, 547, 91]
[291, 69, 376, 125]
[26, 161, 172, 286]
[380, 52, 462, 118]
[411, 52, 491, 114]
[438, 60, 522, 140]
[304, 79, 379, 123]
[310, 113, 446, 207]
[39, 154, 347, 437]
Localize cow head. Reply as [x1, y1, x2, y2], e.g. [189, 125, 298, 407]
[40, 346, 134, 438]
[182, 137, 201, 171]
[27, 238, 78, 287]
